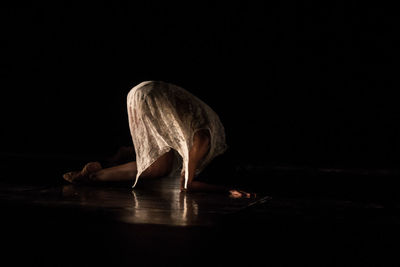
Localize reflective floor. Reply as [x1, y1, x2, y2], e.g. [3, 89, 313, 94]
[1, 159, 400, 266]
[0, 176, 258, 227]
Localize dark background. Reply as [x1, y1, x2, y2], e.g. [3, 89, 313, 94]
[1, 1, 399, 169]
[2, 4, 400, 267]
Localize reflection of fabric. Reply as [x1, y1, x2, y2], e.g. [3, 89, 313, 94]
[127, 81, 227, 189]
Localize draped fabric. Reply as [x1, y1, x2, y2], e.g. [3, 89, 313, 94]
[127, 81, 227, 189]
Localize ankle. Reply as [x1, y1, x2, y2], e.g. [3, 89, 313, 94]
[88, 171, 100, 182]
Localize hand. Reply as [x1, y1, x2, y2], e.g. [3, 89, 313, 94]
[229, 189, 257, 199]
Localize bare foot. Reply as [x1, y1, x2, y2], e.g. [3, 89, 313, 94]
[63, 162, 102, 184]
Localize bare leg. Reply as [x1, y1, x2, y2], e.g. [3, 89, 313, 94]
[92, 161, 137, 182]
[63, 150, 174, 184]
[94, 150, 174, 182]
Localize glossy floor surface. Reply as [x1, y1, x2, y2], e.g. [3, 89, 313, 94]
[1, 176, 259, 227]
[1, 156, 400, 266]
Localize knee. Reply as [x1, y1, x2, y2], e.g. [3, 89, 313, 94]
[141, 151, 174, 179]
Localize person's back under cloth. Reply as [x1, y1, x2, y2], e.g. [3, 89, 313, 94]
[63, 81, 255, 198]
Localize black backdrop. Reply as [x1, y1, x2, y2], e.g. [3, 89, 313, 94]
[1, 1, 399, 168]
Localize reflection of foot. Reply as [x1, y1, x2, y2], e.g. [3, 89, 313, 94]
[63, 162, 102, 184]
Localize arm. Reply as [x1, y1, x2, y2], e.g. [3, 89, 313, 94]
[181, 172, 255, 198]
[180, 172, 228, 193]
[189, 181, 255, 198]
[181, 130, 255, 198]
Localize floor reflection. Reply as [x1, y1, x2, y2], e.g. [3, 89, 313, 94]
[128, 189, 200, 226]
[61, 176, 250, 226]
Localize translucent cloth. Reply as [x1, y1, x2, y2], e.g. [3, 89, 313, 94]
[127, 81, 227, 189]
